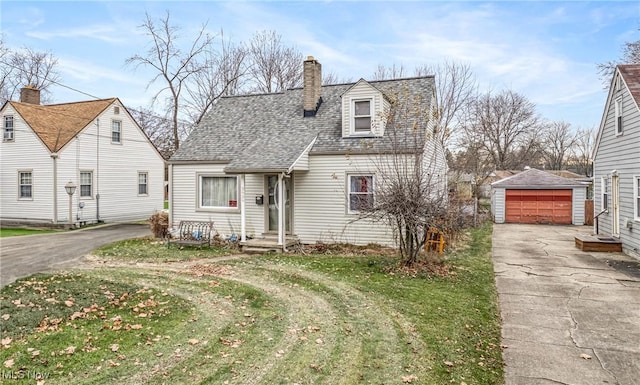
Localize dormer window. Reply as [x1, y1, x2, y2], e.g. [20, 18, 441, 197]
[354, 99, 372, 132]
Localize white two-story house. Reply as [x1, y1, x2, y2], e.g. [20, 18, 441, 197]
[0, 87, 165, 226]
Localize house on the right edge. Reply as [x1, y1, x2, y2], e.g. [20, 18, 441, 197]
[592, 64, 640, 258]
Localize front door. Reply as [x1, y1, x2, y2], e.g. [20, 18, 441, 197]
[266, 175, 291, 233]
[612, 174, 620, 237]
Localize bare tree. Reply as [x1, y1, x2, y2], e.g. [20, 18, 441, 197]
[184, 31, 248, 124]
[129, 106, 177, 159]
[0, 41, 60, 104]
[125, 11, 215, 149]
[322, 71, 352, 85]
[568, 126, 596, 177]
[247, 30, 303, 93]
[373, 61, 477, 147]
[358, 85, 447, 265]
[540, 121, 576, 170]
[598, 31, 640, 87]
[462, 89, 542, 170]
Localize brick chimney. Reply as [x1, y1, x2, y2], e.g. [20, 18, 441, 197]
[20, 86, 41, 105]
[303, 56, 322, 117]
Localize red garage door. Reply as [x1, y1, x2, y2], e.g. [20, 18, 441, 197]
[505, 189, 572, 224]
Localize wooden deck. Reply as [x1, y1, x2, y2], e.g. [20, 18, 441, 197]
[574, 234, 622, 252]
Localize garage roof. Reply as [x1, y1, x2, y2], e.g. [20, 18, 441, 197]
[491, 168, 585, 189]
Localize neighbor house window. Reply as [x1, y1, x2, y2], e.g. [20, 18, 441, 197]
[4, 115, 14, 142]
[348, 174, 374, 212]
[80, 171, 93, 198]
[634, 176, 640, 220]
[601, 176, 608, 211]
[615, 98, 623, 135]
[199, 175, 238, 208]
[112, 120, 122, 143]
[18, 171, 32, 199]
[138, 172, 148, 195]
[353, 99, 372, 132]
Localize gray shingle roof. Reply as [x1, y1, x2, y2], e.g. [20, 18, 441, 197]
[491, 168, 585, 188]
[169, 77, 436, 170]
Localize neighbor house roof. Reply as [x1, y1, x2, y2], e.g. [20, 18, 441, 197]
[8, 98, 116, 152]
[618, 64, 640, 108]
[491, 168, 584, 189]
[169, 77, 436, 172]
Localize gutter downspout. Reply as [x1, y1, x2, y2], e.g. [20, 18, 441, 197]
[278, 173, 286, 251]
[240, 174, 246, 242]
[51, 153, 58, 224]
[96, 119, 100, 222]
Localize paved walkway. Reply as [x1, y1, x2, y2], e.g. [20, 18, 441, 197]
[493, 224, 640, 385]
[0, 223, 151, 287]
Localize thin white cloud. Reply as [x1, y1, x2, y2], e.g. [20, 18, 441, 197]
[26, 25, 128, 44]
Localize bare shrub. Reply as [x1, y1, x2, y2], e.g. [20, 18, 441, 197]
[149, 211, 168, 239]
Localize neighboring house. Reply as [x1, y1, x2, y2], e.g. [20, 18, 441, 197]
[168, 56, 447, 249]
[491, 168, 587, 225]
[592, 64, 640, 258]
[1, 87, 165, 226]
[479, 170, 520, 198]
[448, 171, 475, 199]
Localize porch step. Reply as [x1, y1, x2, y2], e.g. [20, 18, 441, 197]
[240, 235, 300, 254]
[574, 234, 623, 252]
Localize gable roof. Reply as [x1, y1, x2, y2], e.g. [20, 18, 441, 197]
[169, 76, 436, 172]
[593, 64, 640, 158]
[7, 98, 115, 152]
[491, 168, 584, 188]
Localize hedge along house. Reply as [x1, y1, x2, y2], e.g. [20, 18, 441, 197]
[0, 87, 165, 226]
[491, 168, 588, 225]
[168, 56, 448, 251]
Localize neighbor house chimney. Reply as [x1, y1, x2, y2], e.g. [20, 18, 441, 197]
[20, 86, 41, 105]
[303, 56, 322, 117]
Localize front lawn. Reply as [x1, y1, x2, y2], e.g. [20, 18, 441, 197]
[0, 228, 60, 237]
[0, 223, 503, 384]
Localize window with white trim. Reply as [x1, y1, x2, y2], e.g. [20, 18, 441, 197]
[199, 175, 238, 208]
[615, 98, 623, 135]
[4, 115, 14, 142]
[353, 99, 372, 133]
[112, 120, 122, 143]
[138, 172, 148, 195]
[634, 176, 640, 220]
[80, 171, 93, 198]
[601, 176, 608, 212]
[348, 174, 374, 212]
[19, 171, 32, 199]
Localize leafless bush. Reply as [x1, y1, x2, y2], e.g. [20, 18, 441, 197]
[149, 211, 168, 239]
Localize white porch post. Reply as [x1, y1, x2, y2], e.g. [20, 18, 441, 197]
[278, 173, 284, 246]
[240, 174, 246, 242]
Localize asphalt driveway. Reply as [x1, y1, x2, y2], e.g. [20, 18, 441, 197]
[493, 224, 640, 385]
[0, 223, 151, 287]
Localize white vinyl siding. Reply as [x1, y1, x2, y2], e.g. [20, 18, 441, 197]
[341, 80, 390, 138]
[491, 188, 506, 223]
[138, 172, 148, 195]
[4, 115, 14, 142]
[18, 171, 33, 199]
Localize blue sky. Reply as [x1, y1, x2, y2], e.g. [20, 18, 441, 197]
[1, 1, 639, 130]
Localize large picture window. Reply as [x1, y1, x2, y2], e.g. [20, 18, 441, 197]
[200, 175, 238, 208]
[80, 171, 93, 198]
[348, 174, 374, 212]
[19, 171, 32, 199]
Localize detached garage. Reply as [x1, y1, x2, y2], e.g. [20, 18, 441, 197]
[491, 168, 588, 225]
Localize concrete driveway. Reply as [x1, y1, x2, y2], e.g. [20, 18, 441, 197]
[493, 224, 640, 385]
[0, 223, 151, 287]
